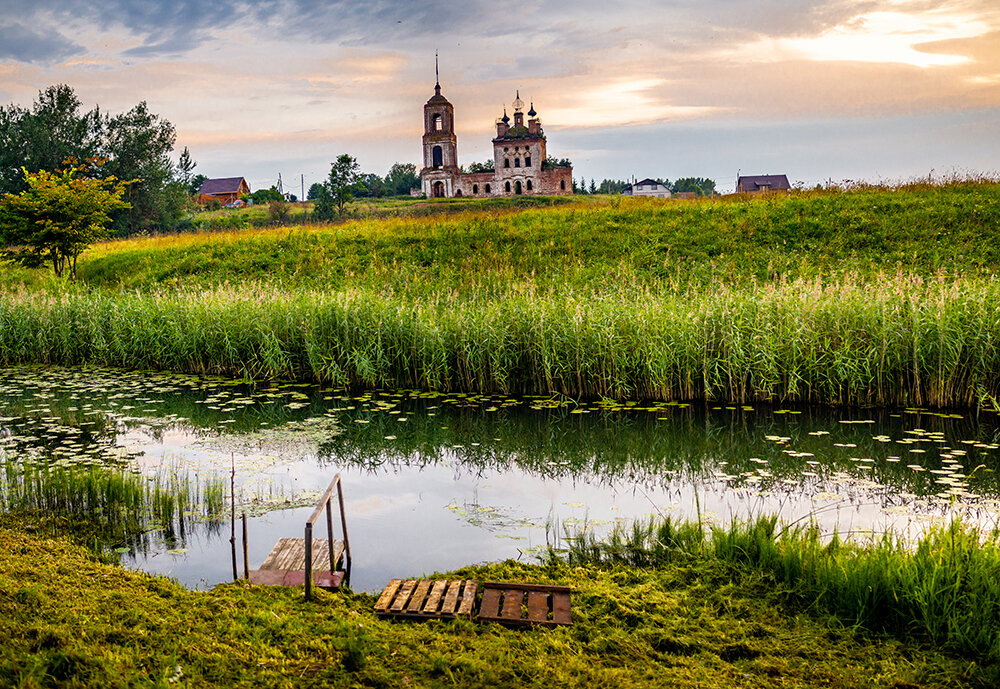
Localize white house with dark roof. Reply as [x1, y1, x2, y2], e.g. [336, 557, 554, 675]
[621, 178, 671, 198]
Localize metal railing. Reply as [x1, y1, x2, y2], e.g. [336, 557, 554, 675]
[304, 473, 351, 599]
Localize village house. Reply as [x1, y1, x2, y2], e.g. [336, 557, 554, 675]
[420, 73, 573, 198]
[198, 177, 250, 205]
[621, 178, 672, 198]
[736, 174, 791, 194]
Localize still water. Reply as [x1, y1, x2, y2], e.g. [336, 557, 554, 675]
[1, 366, 999, 593]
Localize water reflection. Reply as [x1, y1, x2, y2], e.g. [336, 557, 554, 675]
[1, 366, 999, 592]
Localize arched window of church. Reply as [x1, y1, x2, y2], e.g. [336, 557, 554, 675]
[485, 184, 491, 193]
[560, 180, 566, 190]
[527, 180, 532, 191]
[504, 159, 510, 168]
[505, 181, 511, 193]
[473, 184, 479, 194]
[433, 113, 443, 131]
[455, 189, 462, 196]
[432, 146, 443, 168]
[525, 156, 531, 167]
[514, 158, 520, 168]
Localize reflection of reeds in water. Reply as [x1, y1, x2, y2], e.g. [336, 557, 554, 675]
[568, 515, 1000, 664]
[0, 460, 226, 537]
[0, 274, 998, 407]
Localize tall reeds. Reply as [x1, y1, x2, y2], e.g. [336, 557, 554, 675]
[0, 460, 226, 534]
[0, 274, 996, 407]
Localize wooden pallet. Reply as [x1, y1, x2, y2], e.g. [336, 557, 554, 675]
[248, 537, 345, 590]
[477, 582, 572, 628]
[374, 579, 478, 621]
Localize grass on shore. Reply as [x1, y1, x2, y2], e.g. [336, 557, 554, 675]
[0, 518, 995, 688]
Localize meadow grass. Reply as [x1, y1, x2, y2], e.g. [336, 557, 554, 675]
[0, 273, 997, 406]
[54, 182, 1000, 294]
[568, 515, 1000, 666]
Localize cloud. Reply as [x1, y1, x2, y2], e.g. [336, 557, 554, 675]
[0, 23, 85, 64]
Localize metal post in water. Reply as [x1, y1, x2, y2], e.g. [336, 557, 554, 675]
[242, 511, 249, 580]
[230, 453, 238, 581]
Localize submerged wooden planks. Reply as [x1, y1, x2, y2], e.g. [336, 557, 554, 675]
[477, 582, 572, 628]
[374, 579, 478, 620]
[248, 537, 346, 590]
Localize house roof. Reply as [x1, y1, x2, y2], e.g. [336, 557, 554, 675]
[737, 174, 790, 191]
[634, 178, 665, 187]
[199, 177, 247, 195]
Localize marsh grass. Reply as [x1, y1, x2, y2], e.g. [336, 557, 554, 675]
[568, 515, 1000, 663]
[0, 273, 996, 406]
[0, 460, 226, 540]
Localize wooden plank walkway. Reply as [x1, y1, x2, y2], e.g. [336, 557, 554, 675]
[477, 582, 572, 628]
[374, 579, 478, 621]
[248, 537, 345, 590]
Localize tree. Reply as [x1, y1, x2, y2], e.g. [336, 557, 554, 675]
[176, 147, 196, 187]
[306, 182, 325, 201]
[313, 154, 360, 221]
[0, 161, 132, 279]
[384, 162, 420, 196]
[588, 179, 598, 194]
[189, 173, 208, 196]
[465, 160, 495, 175]
[250, 187, 283, 204]
[672, 177, 716, 196]
[0, 85, 187, 236]
[268, 199, 291, 225]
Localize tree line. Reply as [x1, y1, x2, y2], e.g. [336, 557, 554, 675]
[0, 84, 192, 237]
[574, 177, 717, 196]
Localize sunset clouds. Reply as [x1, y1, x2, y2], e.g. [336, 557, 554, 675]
[0, 0, 997, 191]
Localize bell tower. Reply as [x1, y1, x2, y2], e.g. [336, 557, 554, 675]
[420, 54, 459, 197]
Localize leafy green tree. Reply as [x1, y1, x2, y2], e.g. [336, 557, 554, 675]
[250, 187, 284, 204]
[306, 182, 325, 201]
[100, 101, 179, 236]
[0, 85, 100, 196]
[465, 160, 495, 175]
[0, 85, 187, 235]
[314, 154, 361, 220]
[0, 161, 132, 278]
[189, 174, 208, 196]
[672, 177, 716, 196]
[384, 162, 420, 196]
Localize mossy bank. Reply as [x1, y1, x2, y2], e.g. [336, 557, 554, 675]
[0, 517, 993, 688]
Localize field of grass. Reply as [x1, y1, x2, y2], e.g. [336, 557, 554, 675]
[1, 516, 995, 688]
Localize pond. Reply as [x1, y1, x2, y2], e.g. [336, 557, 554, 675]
[1, 366, 999, 593]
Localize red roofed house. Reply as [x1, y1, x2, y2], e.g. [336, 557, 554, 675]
[198, 177, 250, 205]
[736, 174, 791, 194]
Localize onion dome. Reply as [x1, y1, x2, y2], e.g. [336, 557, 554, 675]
[527, 102, 536, 117]
[512, 90, 524, 112]
[501, 108, 510, 124]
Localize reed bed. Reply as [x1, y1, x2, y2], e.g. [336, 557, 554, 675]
[0, 274, 997, 407]
[568, 516, 1000, 664]
[0, 460, 226, 535]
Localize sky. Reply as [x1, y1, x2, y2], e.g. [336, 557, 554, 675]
[0, 0, 998, 193]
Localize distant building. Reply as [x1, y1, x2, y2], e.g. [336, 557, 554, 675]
[198, 177, 250, 205]
[736, 174, 791, 194]
[621, 178, 671, 198]
[419, 67, 573, 198]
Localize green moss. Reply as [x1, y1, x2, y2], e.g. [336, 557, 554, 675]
[0, 520, 994, 687]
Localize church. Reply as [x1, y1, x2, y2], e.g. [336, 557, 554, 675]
[420, 75, 574, 198]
